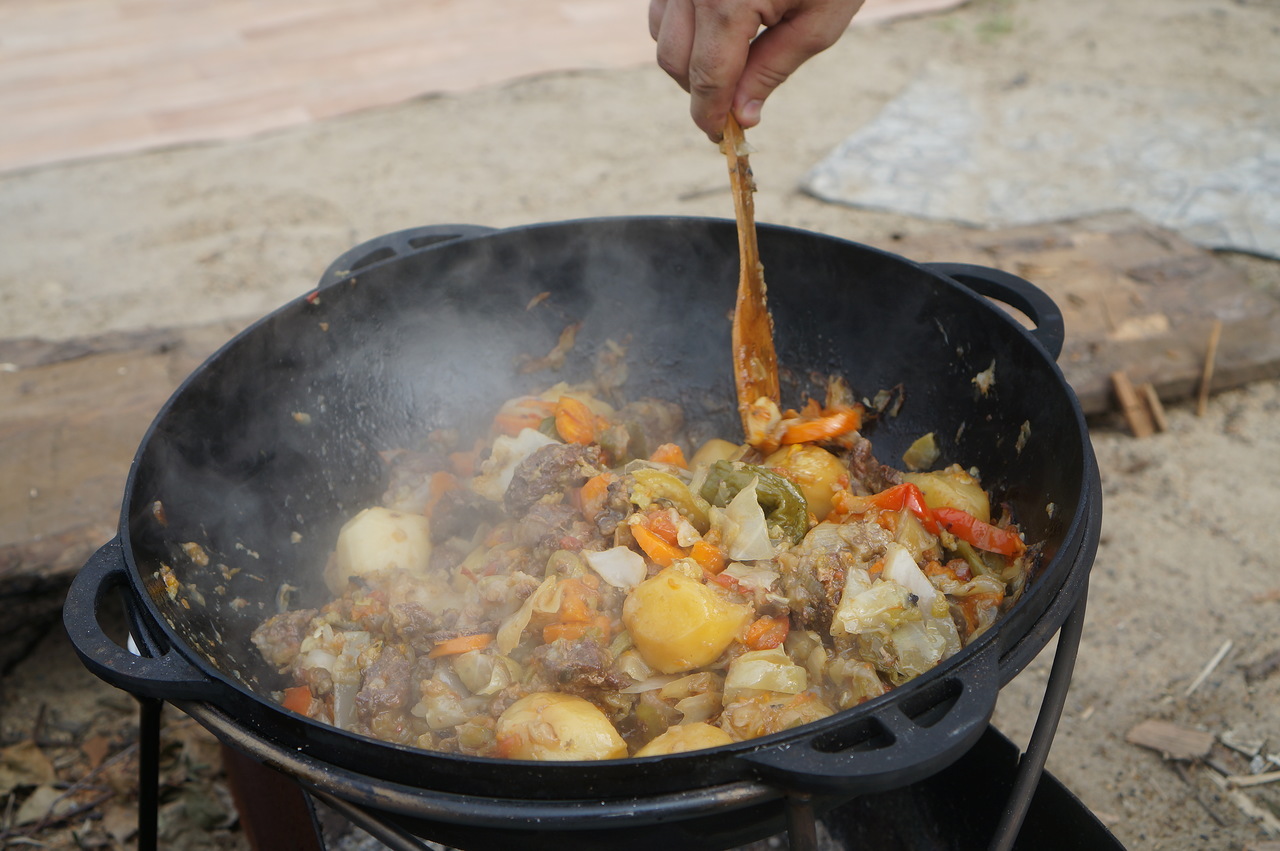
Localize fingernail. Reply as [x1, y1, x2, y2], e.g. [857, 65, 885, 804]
[739, 99, 763, 126]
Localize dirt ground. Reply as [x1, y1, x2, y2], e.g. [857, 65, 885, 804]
[1, 0, 1278, 849]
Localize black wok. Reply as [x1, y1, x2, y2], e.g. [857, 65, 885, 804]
[64, 217, 1100, 845]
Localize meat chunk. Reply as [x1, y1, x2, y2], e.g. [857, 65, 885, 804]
[504, 443, 603, 516]
[250, 608, 318, 669]
[356, 643, 413, 724]
[844, 434, 901, 495]
[618, 398, 685, 454]
[529, 637, 631, 700]
[430, 488, 504, 543]
[513, 503, 600, 565]
[776, 522, 892, 635]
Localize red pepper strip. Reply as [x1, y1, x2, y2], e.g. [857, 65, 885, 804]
[934, 507, 1025, 556]
[868, 483, 940, 534]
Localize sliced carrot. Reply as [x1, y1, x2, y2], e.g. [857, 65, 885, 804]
[631, 523, 686, 567]
[644, 511, 682, 547]
[780, 407, 862, 445]
[556, 577, 595, 623]
[543, 614, 612, 644]
[282, 685, 312, 714]
[428, 633, 494, 658]
[555, 396, 602, 445]
[689, 539, 727, 574]
[579, 472, 617, 521]
[649, 443, 688, 468]
[493, 397, 558, 436]
[744, 615, 791, 650]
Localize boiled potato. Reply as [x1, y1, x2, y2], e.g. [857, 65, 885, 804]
[764, 444, 848, 521]
[635, 722, 734, 756]
[622, 567, 753, 674]
[495, 692, 627, 761]
[689, 438, 743, 471]
[325, 507, 432, 594]
[902, 465, 990, 523]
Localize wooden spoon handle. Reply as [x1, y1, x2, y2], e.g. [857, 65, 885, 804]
[721, 115, 780, 431]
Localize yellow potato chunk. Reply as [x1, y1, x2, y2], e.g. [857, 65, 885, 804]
[325, 507, 432, 594]
[635, 722, 734, 756]
[903, 465, 991, 523]
[689, 438, 743, 471]
[764, 444, 848, 521]
[495, 693, 627, 761]
[623, 567, 753, 674]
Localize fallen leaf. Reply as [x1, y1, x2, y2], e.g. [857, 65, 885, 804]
[80, 734, 112, 770]
[102, 801, 139, 843]
[0, 740, 57, 795]
[14, 783, 65, 826]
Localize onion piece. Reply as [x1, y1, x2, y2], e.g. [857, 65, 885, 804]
[880, 543, 938, 609]
[583, 546, 647, 589]
[725, 648, 808, 695]
[621, 674, 680, 694]
[496, 575, 561, 653]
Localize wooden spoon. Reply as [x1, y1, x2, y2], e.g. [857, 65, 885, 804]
[720, 115, 780, 438]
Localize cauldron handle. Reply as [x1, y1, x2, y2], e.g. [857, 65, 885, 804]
[925, 262, 1066, 360]
[318, 225, 498, 287]
[63, 538, 223, 702]
[740, 645, 998, 795]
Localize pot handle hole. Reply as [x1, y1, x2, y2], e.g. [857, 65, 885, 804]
[925, 263, 1066, 360]
[63, 538, 223, 703]
[740, 646, 999, 796]
[317, 224, 498, 288]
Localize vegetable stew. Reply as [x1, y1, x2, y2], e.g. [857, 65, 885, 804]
[251, 379, 1033, 761]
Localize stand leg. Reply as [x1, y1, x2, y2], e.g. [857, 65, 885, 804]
[987, 590, 1089, 851]
[785, 793, 818, 851]
[137, 697, 162, 851]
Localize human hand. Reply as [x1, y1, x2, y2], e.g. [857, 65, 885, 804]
[650, 0, 865, 140]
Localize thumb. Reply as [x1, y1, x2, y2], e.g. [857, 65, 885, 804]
[732, 6, 859, 127]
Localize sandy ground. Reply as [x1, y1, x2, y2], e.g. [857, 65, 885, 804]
[1, 0, 1278, 849]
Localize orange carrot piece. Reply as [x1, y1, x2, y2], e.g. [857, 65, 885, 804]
[644, 511, 682, 547]
[649, 443, 688, 468]
[632, 523, 686, 567]
[492, 397, 558, 436]
[556, 578, 594, 623]
[282, 685, 312, 714]
[689, 539, 727, 574]
[780, 407, 862, 445]
[555, 396, 600, 445]
[428, 633, 494, 658]
[743, 615, 791, 650]
[579, 472, 616, 521]
[543, 614, 612, 644]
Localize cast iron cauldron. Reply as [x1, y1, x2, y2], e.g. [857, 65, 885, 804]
[65, 217, 1101, 849]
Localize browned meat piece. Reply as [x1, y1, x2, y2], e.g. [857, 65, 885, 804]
[528, 637, 631, 700]
[504, 443, 604, 516]
[249, 608, 318, 669]
[388, 602, 445, 648]
[777, 522, 892, 635]
[844, 434, 902, 495]
[430, 488, 504, 543]
[618, 398, 685, 456]
[380, 449, 450, 513]
[512, 503, 601, 565]
[356, 643, 414, 725]
[593, 475, 632, 537]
